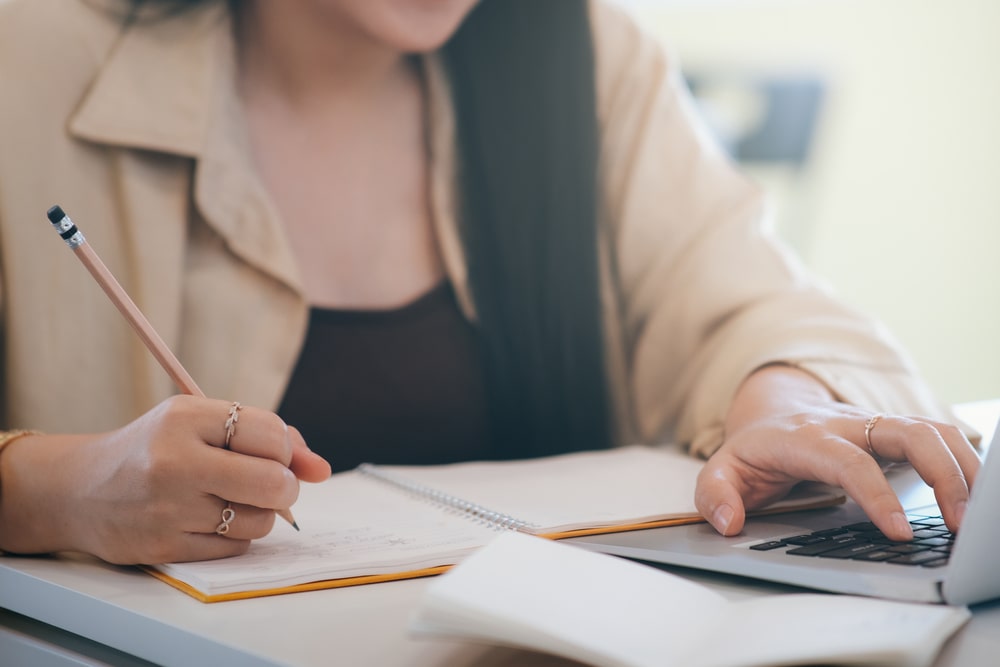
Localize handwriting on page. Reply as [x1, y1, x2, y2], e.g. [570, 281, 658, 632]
[159, 473, 498, 591]
[242, 522, 486, 567]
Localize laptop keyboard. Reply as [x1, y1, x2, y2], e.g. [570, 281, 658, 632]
[749, 514, 952, 568]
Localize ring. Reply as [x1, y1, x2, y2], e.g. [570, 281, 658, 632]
[215, 503, 235, 535]
[864, 413, 884, 456]
[224, 402, 242, 450]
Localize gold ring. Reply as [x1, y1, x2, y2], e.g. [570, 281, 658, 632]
[224, 402, 242, 450]
[864, 413, 884, 456]
[215, 503, 236, 535]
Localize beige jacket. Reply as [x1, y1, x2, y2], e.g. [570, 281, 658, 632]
[0, 0, 951, 456]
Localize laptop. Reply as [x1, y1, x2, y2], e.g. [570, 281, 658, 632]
[568, 414, 1000, 605]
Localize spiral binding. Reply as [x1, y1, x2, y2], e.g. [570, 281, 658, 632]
[357, 463, 539, 532]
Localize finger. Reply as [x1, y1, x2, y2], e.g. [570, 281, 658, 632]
[170, 491, 282, 538]
[911, 418, 982, 489]
[695, 460, 749, 536]
[193, 448, 299, 511]
[864, 416, 974, 532]
[215, 404, 293, 466]
[153, 398, 300, 513]
[127, 519, 251, 564]
[911, 419, 981, 532]
[287, 425, 332, 482]
[153, 396, 293, 465]
[198, 501, 277, 540]
[792, 434, 913, 541]
[151, 533, 252, 564]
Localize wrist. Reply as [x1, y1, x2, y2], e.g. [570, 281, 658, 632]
[0, 432, 91, 555]
[725, 364, 836, 436]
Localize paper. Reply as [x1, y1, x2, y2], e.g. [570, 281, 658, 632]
[412, 532, 971, 667]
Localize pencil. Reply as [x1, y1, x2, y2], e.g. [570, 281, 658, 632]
[45, 205, 299, 531]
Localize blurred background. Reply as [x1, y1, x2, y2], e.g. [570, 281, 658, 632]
[615, 0, 1000, 406]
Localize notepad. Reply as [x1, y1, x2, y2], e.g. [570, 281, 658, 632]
[412, 532, 970, 667]
[146, 445, 843, 602]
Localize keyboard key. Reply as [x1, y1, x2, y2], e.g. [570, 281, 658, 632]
[850, 550, 899, 562]
[817, 542, 885, 559]
[914, 537, 951, 548]
[888, 551, 946, 565]
[843, 522, 880, 532]
[886, 544, 931, 554]
[810, 527, 851, 538]
[749, 541, 786, 551]
[782, 535, 831, 546]
[913, 528, 949, 539]
[909, 516, 946, 527]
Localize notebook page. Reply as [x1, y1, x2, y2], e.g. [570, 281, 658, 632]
[154, 472, 495, 596]
[371, 446, 703, 533]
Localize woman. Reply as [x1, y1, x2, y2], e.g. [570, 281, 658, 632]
[0, 0, 979, 565]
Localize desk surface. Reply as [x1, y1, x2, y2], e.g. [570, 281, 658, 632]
[3, 400, 998, 667]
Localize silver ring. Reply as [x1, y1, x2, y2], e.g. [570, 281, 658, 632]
[215, 503, 235, 535]
[224, 402, 242, 450]
[864, 413, 884, 456]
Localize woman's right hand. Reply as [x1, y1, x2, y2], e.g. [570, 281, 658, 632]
[0, 395, 331, 564]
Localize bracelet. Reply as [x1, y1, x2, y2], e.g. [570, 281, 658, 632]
[0, 429, 41, 454]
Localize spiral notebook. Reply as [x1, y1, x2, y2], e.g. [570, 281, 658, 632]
[146, 446, 843, 602]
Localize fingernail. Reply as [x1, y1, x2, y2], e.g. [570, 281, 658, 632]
[954, 500, 968, 526]
[891, 512, 913, 540]
[713, 504, 735, 534]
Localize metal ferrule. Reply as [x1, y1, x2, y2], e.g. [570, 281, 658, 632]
[63, 230, 86, 249]
[50, 215, 86, 249]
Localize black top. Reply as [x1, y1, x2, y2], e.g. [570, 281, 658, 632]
[276, 282, 494, 473]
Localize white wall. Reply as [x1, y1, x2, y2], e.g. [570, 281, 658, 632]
[620, 0, 1000, 404]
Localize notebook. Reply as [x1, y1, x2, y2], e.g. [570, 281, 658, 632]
[411, 531, 970, 667]
[569, 409, 1000, 605]
[144, 445, 842, 602]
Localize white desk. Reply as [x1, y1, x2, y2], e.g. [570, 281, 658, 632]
[3, 401, 998, 667]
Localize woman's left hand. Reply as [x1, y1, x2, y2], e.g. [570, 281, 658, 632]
[694, 365, 981, 541]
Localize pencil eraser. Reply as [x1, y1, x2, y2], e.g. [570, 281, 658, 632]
[47, 205, 66, 223]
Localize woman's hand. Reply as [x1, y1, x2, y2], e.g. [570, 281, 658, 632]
[0, 396, 331, 564]
[694, 366, 981, 542]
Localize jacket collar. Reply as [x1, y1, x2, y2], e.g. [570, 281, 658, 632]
[69, 4, 226, 157]
[66, 5, 472, 313]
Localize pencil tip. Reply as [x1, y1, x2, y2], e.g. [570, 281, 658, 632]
[292, 521, 300, 531]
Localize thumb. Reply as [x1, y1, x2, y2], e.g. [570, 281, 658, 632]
[286, 425, 332, 482]
[695, 461, 748, 536]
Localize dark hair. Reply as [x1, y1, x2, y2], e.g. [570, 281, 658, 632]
[121, 0, 612, 458]
[442, 1, 610, 459]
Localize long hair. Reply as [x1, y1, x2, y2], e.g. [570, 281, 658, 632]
[442, 1, 611, 458]
[119, 0, 613, 458]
